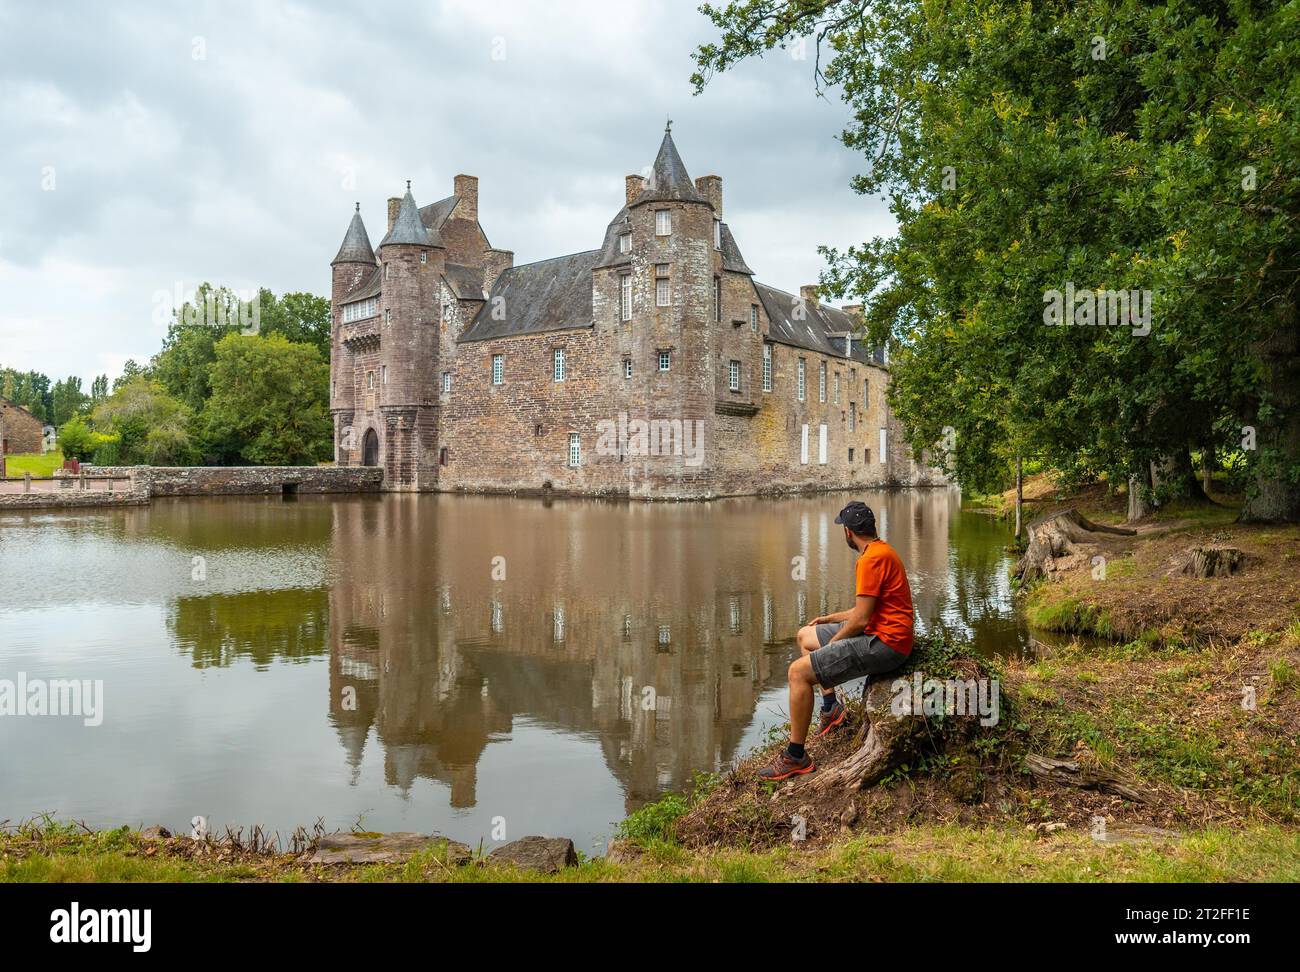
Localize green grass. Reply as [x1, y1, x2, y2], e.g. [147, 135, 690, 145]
[3, 450, 64, 478]
[6, 822, 1299, 882]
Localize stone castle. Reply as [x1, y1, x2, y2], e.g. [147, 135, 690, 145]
[329, 126, 943, 497]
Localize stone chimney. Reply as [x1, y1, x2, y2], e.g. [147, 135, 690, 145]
[454, 174, 478, 222]
[387, 196, 401, 233]
[695, 175, 722, 215]
[800, 284, 820, 307]
[483, 248, 514, 294]
[625, 174, 646, 206]
[843, 303, 864, 319]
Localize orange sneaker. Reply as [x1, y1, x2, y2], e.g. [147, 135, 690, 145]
[757, 750, 815, 781]
[817, 700, 848, 738]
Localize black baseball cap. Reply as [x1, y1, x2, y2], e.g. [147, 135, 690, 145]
[835, 501, 876, 535]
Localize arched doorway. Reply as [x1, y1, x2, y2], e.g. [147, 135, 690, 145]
[362, 429, 379, 467]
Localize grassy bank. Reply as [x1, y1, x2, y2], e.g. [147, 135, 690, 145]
[4, 818, 1299, 883]
[2, 451, 64, 478]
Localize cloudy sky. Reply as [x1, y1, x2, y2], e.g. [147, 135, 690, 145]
[0, 0, 895, 383]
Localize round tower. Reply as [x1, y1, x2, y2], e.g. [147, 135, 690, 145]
[331, 202, 377, 465]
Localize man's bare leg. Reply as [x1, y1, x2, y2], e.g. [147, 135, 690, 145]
[796, 623, 839, 707]
[787, 655, 817, 746]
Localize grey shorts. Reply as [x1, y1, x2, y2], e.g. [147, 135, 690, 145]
[808, 622, 907, 688]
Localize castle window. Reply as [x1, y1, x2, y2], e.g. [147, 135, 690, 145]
[819, 362, 827, 403]
[384, 263, 389, 280]
[568, 433, 581, 467]
[751, 304, 759, 331]
[619, 233, 631, 255]
[384, 308, 392, 326]
[864, 378, 870, 402]
[849, 404, 856, 432]
[442, 371, 452, 393]
[863, 448, 871, 464]
[440, 447, 449, 466]
[714, 219, 722, 250]
[879, 428, 888, 464]
[800, 424, 809, 464]
[655, 210, 671, 236]
[849, 448, 855, 462]
[797, 359, 806, 401]
[834, 372, 840, 404]
[655, 264, 670, 307]
[658, 350, 671, 372]
[381, 365, 388, 385]
[620, 274, 632, 322]
[367, 371, 375, 390]
[762, 344, 772, 393]
[553, 348, 567, 382]
[623, 359, 632, 379]
[714, 277, 722, 322]
[421, 251, 427, 265]
[492, 354, 504, 385]
[342, 297, 377, 323]
[728, 360, 740, 392]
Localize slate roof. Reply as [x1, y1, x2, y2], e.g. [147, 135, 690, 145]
[459, 250, 600, 342]
[380, 188, 436, 247]
[340, 266, 382, 303]
[332, 204, 377, 265]
[754, 282, 884, 366]
[719, 223, 754, 275]
[442, 263, 485, 301]
[420, 195, 460, 237]
[632, 129, 708, 207]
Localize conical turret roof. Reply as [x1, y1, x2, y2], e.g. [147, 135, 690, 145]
[632, 124, 708, 207]
[332, 203, 376, 265]
[380, 184, 438, 247]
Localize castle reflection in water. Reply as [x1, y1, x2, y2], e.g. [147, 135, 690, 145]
[313, 489, 993, 816]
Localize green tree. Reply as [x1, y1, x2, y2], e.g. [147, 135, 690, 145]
[202, 333, 332, 466]
[258, 289, 331, 359]
[93, 377, 196, 465]
[56, 415, 116, 463]
[50, 376, 88, 426]
[693, 0, 1300, 521]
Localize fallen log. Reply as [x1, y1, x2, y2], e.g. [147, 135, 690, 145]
[1024, 753, 1152, 804]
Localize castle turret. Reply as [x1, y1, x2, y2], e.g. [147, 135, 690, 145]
[330, 203, 377, 463]
[375, 184, 445, 489]
[623, 123, 718, 485]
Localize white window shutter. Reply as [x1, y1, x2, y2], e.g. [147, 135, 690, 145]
[800, 425, 809, 465]
[879, 428, 888, 464]
[818, 424, 828, 464]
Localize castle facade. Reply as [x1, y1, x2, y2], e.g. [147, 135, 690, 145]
[329, 127, 943, 497]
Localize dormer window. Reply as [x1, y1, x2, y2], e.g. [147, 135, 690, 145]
[619, 233, 631, 255]
[342, 297, 377, 323]
[655, 210, 671, 236]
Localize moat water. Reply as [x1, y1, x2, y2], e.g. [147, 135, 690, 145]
[0, 488, 1030, 854]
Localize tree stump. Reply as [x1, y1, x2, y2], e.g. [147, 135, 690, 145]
[1180, 546, 1246, 578]
[810, 675, 929, 792]
[1016, 508, 1136, 582]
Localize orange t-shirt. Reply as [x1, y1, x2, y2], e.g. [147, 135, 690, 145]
[855, 540, 914, 655]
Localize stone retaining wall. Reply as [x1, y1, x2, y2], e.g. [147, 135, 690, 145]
[1, 466, 383, 509]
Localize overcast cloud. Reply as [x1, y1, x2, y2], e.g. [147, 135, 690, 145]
[0, 0, 895, 383]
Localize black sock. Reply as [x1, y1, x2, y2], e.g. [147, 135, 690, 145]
[787, 742, 805, 760]
[821, 691, 837, 713]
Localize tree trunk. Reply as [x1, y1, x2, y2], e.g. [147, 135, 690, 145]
[1200, 443, 1215, 496]
[1014, 454, 1023, 540]
[1152, 447, 1209, 503]
[1127, 470, 1152, 522]
[1241, 302, 1300, 522]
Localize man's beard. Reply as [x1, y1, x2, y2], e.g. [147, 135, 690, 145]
[845, 531, 857, 552]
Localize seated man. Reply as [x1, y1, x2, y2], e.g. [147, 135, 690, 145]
[759, 501, 915, 780]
